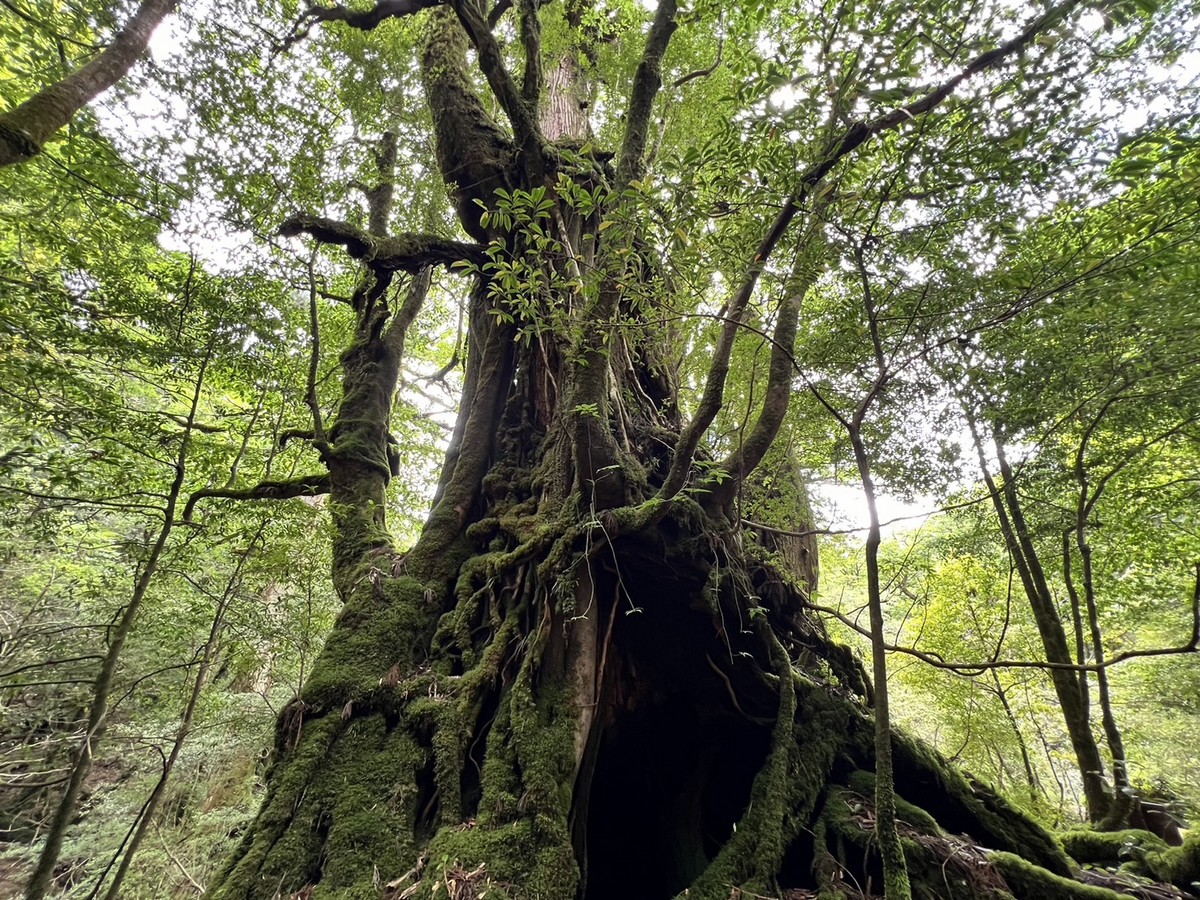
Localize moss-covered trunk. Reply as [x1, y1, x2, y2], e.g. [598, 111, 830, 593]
[205, 482, 1098, 900]
[204, 9, 1143, 900]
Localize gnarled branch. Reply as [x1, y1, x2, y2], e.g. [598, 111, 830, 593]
[183, 473, 331, 523]
[279, 215, 486, 271]
[280, 0, 439, 53]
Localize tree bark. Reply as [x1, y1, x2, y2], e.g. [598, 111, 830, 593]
[201, 6, 1125, 899]
[0, 0, 177, 167]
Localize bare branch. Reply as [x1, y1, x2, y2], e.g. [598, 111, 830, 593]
[707, 219, 827, 509]
[805, 564, 1199, 674]
[672, 36, 722, 88]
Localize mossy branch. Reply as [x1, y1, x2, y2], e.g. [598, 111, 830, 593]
[183, 473, 331, 524]
[517, 0, 542, 114]
[0, 0, 177, 168]
[449, 0, 545, 181]
[614, 0, 677, 191]
[279, 215, 486, 271]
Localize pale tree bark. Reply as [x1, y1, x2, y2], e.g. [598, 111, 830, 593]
[0, 0, 177, 168]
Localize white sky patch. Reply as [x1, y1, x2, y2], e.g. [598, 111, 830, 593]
[811, 481, 935, 540]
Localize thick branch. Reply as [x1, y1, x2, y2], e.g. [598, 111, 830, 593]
[657, 197, 798, 501]
[365, 129, 398, 237]
[182, 473, 331, 523]
[384, 266, 433, 354]
[518, 0, 543, 113]
[615, 0, 677, 190]
[279, 215, 485, 271]
[450, 0, 545, 181]
[0, 0, 177, 167]
[281, 0, 439, 52]
[305, 251, 333, 456]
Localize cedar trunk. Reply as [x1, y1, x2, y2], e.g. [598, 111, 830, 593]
[205, 8, 1104, 900]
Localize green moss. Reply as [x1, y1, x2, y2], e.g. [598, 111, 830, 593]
[508, 668, 576, 819]
[990, 852, 1127, 900]
[314, 718, 426, 895]
[432, 709, 466, 825]
[477, 693, 522, 825]
[411, 819, 578, 899]
[890, 730, 1072, 876]
[1136, 831, 1200, 892]
[1059, 827, 1167, 864]
[210, 713, 429, 900]
[301, 575, 434, 712]
[687, 624, 850, 899]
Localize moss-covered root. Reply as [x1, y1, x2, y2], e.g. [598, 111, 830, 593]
[206, 714, 427, 900]
[990, 852, 1128, 900]
[1136, 832, 1200, 895]
[819, 784, 1131, 900]
[1060, 827, 1169, 865]
[684, 628, 856, 900]
[890, 729, 1073, 876]
[1061, 827, 1200, 895]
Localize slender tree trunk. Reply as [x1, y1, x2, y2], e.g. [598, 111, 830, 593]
[962, 409, 1111, 822]
[1071, 422, 1135, 829]
[991, 669, 1042, 806]
[95, 526, 260, 900]
[849, 429, 912, 900]
[0, 0, 177, 167]
[1077, 526, 1134, 828]
[25, 335, 213, 900]
[1062, 529, 1091, 712]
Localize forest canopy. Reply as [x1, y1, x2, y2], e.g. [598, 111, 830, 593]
[1, 0, 1199, 897]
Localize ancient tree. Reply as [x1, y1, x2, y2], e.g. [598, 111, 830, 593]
[184, 0, 1168, 896]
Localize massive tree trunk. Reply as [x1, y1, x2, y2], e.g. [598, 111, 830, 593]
[202, 4, 1121, 899]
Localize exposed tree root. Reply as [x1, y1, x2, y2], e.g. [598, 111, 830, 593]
[202, 495, 1184, 900]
